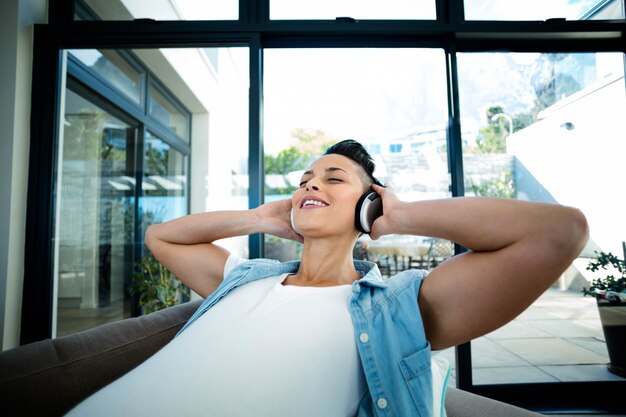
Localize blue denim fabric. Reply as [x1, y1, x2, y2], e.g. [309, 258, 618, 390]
[176, 258, 432, 417]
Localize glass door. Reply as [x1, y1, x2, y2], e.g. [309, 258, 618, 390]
[139, 130, 188, 254]
[55, 87, 137, 336]
[52, 44, 249, 337]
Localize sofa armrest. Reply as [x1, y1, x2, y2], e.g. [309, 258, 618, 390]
[445, 386, 541, 417]
[0, 300, 201, 417]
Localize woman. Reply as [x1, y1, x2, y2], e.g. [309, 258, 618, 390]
[66, 140, 588, 417]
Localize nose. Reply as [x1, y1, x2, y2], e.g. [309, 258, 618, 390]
[305, 177, 321, 191]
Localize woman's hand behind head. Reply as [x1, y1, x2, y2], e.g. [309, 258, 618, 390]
[254, 198, 304, 243]
[368, 184, 402, 240]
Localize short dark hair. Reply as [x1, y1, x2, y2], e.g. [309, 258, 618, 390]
[324, 139, 382, 189]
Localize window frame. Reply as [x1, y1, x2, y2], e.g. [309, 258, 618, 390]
[68, 48, 146, 107]
[56, 77, 142, 333]
[146, 78, 192, 144]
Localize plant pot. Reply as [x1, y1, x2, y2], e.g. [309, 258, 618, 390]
[596, 296, 626, 378]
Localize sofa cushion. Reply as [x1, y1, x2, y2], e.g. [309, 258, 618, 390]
[445, 386, 541, 417]
[0, 300, 201, 417]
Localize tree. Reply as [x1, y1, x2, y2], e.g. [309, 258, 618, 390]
[289, 128, 336, 154]
[145, 142, 168, 176]
[265, 146, 310, 175]
[264, 129, 337, 194]
[475, 105, 507, 154]
[470, 171, 516, 199]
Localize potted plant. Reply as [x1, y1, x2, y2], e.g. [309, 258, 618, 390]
[583, 250, 626, 377]
[132, 255, 190, 314]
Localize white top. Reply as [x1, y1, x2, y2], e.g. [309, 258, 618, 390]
[66, 255, 367, 417]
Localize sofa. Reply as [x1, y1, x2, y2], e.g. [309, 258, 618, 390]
[0, 300, 541, 417]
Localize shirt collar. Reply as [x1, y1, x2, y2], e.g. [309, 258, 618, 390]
[354, 260, 387, 288]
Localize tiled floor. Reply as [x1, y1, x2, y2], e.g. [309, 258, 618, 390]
[56, 299, 127, 337]
[433, 288, 625, 386]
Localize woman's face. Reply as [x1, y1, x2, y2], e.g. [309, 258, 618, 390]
[291, 154, 366, 238]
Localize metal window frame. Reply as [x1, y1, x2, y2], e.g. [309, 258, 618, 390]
[67, 48, 146, 108]
[145, 75, 192, 144]
[22, 0, 626, 412]
[63, 76, 143, 318]
[67, 50, 191, 151]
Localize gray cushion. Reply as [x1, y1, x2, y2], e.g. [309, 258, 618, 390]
[445, 386, 541, 416]
[0, 300, 201, 417]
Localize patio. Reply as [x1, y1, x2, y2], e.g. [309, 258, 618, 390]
[434, 288, 624, 386]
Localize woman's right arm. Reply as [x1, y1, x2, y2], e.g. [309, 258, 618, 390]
[145, 199, 301, 298]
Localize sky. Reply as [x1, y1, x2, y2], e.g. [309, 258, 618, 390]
[263, 48, 449, 153]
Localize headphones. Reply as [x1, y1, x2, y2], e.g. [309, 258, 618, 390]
[290, 187, 383, 235]
[354, 189, 383, 234]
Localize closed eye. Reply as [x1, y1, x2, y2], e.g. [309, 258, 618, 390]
[298, 177, 343, 187]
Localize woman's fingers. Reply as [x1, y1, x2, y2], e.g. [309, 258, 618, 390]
[256, 198, 304, 243]
[369, 183, 398, 239]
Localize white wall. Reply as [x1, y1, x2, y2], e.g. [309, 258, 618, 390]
[0, 0, 47, 350]
[508, 73, 626, 258]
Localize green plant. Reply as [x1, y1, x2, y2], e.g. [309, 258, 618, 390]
[132, 255, 190, 314]
[470, 171, 516, 199]
[265, 235, 302, 261]
[583, 251, 626, 301]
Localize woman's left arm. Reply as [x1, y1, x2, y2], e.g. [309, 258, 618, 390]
[369, 185, 589, 350]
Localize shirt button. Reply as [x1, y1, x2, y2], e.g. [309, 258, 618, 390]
[377, 398, 388, 409]
[359, 332, 369, 343]
[353, 283, 361, 293]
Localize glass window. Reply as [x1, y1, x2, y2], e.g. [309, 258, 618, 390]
[264, 48, 451, 273]
[457, 51, 626, 384]
[270, 0, 436, 20]
[464, 0, 625, 21]
[202, 48, 219, 73]
[140, 131, 188, 242]
[201, 47, 251, 259]
[69, 49, 144, 105]
[55, 88, 136, 337]
[148, 83, 190, 141]
[55, 44, 245, 335]
[77, 0, 238, 20]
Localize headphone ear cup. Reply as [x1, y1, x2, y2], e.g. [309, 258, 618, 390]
[355, 191, 383, 234]
[354, 193, 369, 233]
[290, 208, 299, 235]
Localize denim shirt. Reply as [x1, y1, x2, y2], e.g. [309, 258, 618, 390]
[177, 258, 433, 417]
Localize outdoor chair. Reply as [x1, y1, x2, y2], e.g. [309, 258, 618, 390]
[425, 238, 454, 269]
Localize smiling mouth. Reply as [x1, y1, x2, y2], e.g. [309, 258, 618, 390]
[301, 199, 329, 208]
